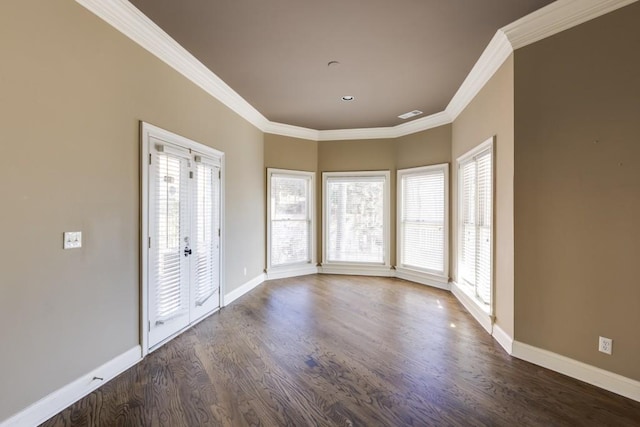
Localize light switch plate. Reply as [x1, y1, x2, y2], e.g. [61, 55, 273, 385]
[63, 231, 82, 249]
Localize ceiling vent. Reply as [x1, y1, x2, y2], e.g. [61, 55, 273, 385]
[398, 110, 423, 120]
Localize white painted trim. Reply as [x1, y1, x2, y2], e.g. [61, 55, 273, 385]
[322, 171, 391, 268]
[223, 273, 266, 306]
[75, 0, 636, 141]
[390, 111, 454, 138]
[512, 341, 640, 403]
[394, 267, 450, 291]
[446, 31, 513, 121]
[140, 124, 150, 355]
[0, 346, 142, 427]
[451, 281, 493, 334]
[503, 0, 638, 50]
[492, 324, 513, 354]
[316, 111, 453, 141]
[318, 127, 399, 141]
[266, 265, 319, 280]
[318, 265, 395, 277]
[264, 122, 319, 141]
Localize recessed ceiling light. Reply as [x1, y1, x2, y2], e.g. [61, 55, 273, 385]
[342, 95, 354, 101]
[398, 110, 423, 119]
[328, 60, 340, 67]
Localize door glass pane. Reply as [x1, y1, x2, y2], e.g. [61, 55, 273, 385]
[194, 162, 219, 306]
[154, 153, 188, 322]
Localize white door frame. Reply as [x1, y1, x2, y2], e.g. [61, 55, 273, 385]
[140, 122, 225, 356]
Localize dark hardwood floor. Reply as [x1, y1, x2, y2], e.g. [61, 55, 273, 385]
[42, 275, 640, 426]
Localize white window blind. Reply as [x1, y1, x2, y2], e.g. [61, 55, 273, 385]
[270, 173, 312, 267]
[325, 175, 386, 264]
[459, 145, 493, 306]
[193, 162, 220, 307]
[399, 165, 447, 274]
[153, 151, 190, 323]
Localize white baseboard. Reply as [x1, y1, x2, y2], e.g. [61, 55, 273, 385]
[394, 268, 451, 291]
[266, 265, 319, 280]
[451, 281, 493, 334]
[512, 341, 640, 403]
[318, 265, 394, 277]
[492, 324, 513, 354]
[1, 346, 142, 427]
[223, 273, 266, 306]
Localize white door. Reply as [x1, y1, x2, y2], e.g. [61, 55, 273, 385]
[147, 138, 221, 349]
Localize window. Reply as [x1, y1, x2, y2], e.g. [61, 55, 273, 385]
[397, 164, 449, 285]
[267, 169, 315, 274]
[457, 137, 493, 311]
[323, 171, 390, 267]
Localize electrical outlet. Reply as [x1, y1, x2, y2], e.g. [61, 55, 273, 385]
[598, 336, 612, 355]
[243, 267, 247, 276]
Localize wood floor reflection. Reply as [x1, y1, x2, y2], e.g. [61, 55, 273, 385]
[42, 275, 640, 426]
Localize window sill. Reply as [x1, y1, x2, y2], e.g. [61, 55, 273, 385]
[394, 267, 450, 290]
[451, 281, 493, 333]
[319, 263, 393, 277]
[266, 264, 318, 280]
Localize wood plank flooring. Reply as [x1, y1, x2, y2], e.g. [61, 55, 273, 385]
[41, 275, 640, 426]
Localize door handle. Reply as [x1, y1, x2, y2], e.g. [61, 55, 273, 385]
[184, 247, 192, 257]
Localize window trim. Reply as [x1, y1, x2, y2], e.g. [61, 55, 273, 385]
[396, 163, 449, 288]
[455, 136, 494, 316]
[266, 168, 316, 278]
[321, 170, 391, 271]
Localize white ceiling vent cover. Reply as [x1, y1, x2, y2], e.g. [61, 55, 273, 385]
[398, 110, 424, 120]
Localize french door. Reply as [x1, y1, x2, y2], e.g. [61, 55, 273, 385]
[144, 125, 222, 350]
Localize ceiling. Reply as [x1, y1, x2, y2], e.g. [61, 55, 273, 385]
[129, 0, 555, 131]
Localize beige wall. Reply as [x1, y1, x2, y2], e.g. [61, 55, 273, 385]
[452, 56, 515, 337]
[514, 3, 640, 380]
[0, 0, 264, 420]
[396, 126, 452, 170]
[264, 134, 318, 172]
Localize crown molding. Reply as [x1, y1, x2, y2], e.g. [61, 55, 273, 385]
[75, 0, 269, 131]
[263, 122, 319, 141]
[318, 126, 399, 142]
[265, 111, 452, 141]
[75, 0, 637, 142]
[503, 0, 638, 50]
[388, 110, 454, 139]
[445, 30, 513, 121]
